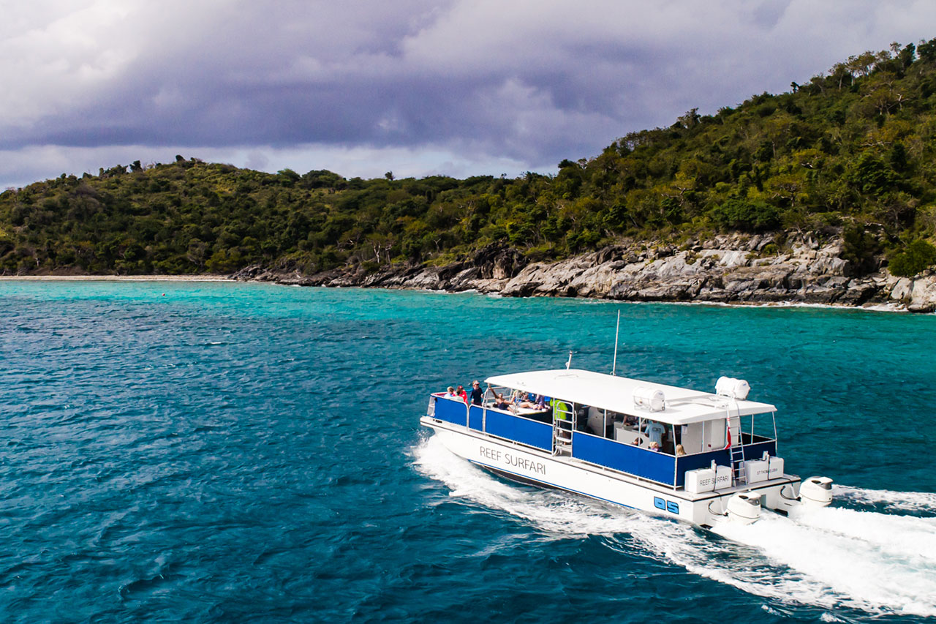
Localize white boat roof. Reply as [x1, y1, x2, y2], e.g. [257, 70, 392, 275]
[485, 369, 776, 426]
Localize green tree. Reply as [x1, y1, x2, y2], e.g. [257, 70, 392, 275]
[841, 223, 881, 275]
[710, 199, 780, 232]
[889, 240, 936, 277]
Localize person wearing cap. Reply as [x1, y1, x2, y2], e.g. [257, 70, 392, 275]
[456, 385, 468, 403]
[469, 380, 484, 406]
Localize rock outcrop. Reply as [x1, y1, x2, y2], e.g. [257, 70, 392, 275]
[231, 234, 936, 313]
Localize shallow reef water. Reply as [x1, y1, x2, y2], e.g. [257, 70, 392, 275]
[1, 281, 934, 622]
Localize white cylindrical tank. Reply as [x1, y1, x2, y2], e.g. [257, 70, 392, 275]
[726, 492, 761, 524]
[715, 376, 751, 400]
[800, 476, 834, 507]
[633, 386, 665, 412]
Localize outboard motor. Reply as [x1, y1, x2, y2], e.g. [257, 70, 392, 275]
[726, 492, 761, 524]
[800, 476, 834, 507]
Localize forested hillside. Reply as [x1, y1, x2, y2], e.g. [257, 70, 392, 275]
[3, 40, 936, 277]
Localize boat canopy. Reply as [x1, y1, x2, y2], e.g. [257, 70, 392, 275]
[485, 369, 776, 426]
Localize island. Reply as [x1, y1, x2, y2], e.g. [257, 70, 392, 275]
[3, 40, 936, 311]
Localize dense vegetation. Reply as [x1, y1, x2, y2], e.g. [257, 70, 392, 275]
[4, 40, 936, 277]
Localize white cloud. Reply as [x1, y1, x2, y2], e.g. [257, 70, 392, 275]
[0, 0, 136, 123]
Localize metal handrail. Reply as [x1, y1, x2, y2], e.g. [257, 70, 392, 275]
[431, 392, 470, 426]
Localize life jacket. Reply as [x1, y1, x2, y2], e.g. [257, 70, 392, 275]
[552, 398, 570, 420]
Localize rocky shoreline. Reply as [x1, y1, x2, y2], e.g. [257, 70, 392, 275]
[232, 233, 936, 313]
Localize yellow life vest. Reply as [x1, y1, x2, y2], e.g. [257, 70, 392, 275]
[552, 399, 570, 420]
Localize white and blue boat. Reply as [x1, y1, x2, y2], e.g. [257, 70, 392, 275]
[422, 368, 834, 526]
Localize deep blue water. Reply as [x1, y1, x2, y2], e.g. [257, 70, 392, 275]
[1, 281, 935, 622]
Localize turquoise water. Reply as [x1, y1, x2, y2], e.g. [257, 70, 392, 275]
[1, 281, 935, 622]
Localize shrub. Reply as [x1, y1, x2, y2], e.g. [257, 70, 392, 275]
[889, 239, 936, 277]
[710, 199, 780, 232]
[841, 223, 881, 276]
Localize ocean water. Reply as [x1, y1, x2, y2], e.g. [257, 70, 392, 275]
[1, 281, 935, 623]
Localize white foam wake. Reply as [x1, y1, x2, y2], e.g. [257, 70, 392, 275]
[835, 484, 936, 514]
[412, 436, 936, 618]
[715, 508, 936, 617]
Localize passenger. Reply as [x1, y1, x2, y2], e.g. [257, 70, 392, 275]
[492, 393, 511, 410]
[675, 444, 686, 456]
[456, 385, 468, 403]
[469, 380, 484, 406]
[649, 441, 661, 452]
[645, 420, 666, 448]
[445, 386, 458, 399]
[516, 393, 545, 410]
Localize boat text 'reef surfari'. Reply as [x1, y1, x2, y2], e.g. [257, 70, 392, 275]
[421, 369, 834, 526]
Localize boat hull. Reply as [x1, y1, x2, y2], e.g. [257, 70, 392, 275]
[422, 416, 801, 526]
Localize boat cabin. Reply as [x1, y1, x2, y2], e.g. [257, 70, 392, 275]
[428, 369, 780, 490]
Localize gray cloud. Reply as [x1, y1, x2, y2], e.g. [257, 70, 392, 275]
[3, 0, 936, 187]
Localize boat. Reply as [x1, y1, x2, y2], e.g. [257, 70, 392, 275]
[421, 367, 834, 526]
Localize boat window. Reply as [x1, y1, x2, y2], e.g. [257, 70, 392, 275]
[584, 406, 606, 436]
[607, 412, 637, 443]
[678, 423, 702, 454]
[740, 414, 776, 444]
[483, 385, 554, 422]
[583, 409, 628, 439]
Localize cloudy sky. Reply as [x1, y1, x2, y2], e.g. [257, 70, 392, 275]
[2, 0, 935, 188]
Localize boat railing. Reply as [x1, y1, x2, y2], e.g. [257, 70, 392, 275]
[483, 407, 553, 451]
[428, 393, 553, 452]
[572, 430, 677, 486]
[571, 429, 779, 489]
[429, 393, 470, 427]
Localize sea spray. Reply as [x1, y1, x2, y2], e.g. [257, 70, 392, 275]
[834, 484, 936, 515]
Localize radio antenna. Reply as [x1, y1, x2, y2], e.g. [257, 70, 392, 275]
[565, 350, 573, 370]
[611, 310, 621, 376]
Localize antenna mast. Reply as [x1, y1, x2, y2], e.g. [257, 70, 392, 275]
[611, 310, 621, 376]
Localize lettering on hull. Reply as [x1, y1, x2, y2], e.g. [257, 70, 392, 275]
[479, 445, 546, 476]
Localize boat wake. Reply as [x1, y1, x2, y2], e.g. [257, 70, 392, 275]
[834, 483, 936, 514]
[413, 436, 936, 618]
